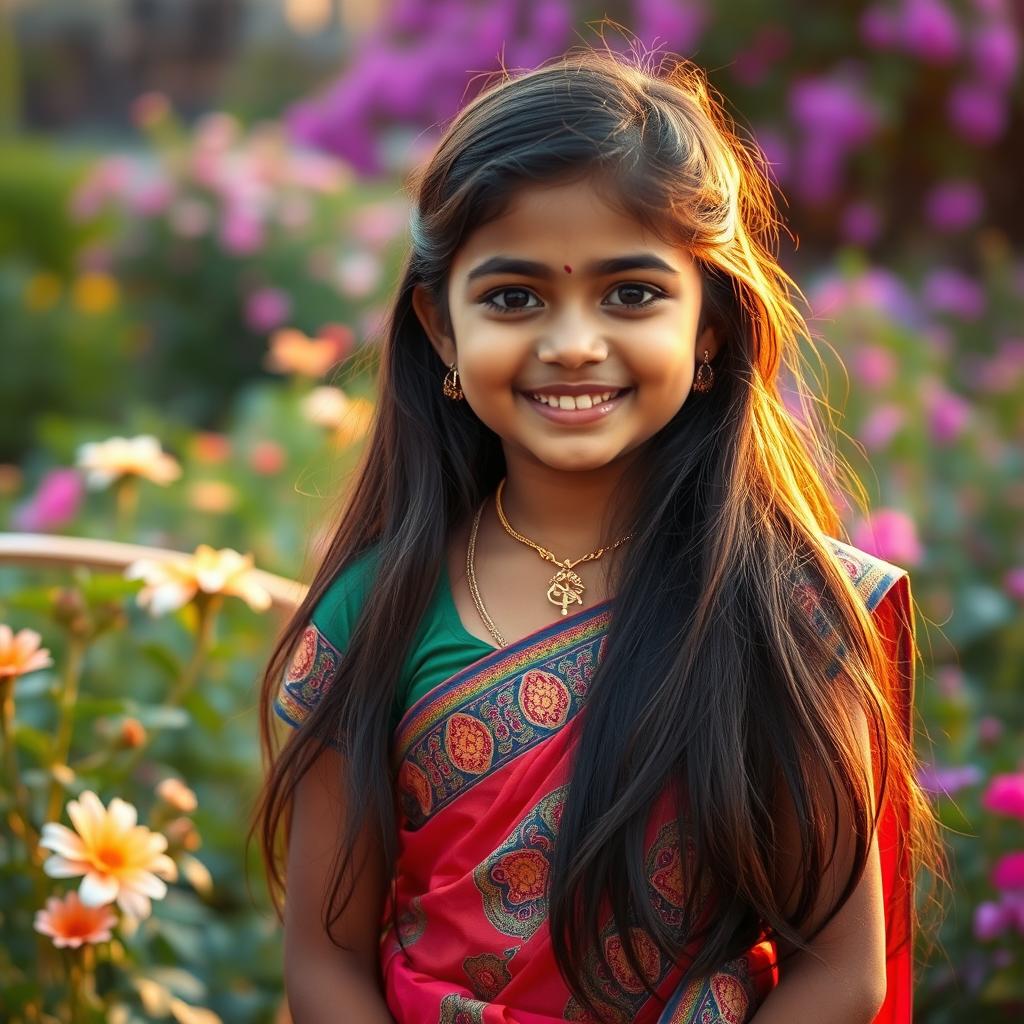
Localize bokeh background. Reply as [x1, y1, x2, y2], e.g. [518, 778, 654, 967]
[1, 1, 1022, 1021]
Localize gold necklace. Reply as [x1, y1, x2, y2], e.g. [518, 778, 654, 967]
[467, 498, 506, 647]
[494, 477, 632, 616]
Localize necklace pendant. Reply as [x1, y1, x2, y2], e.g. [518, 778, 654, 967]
[547, 568, 585, 615]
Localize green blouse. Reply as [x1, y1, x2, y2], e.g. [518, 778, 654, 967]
[306, 544, 497, 733]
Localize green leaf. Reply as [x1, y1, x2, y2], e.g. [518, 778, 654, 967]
[139, 641, 185, 682]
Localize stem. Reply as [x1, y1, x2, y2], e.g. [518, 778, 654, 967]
[119, 594, 222, 780]
[114, 476, 139, 540]
[66, 951, 84, 1024]
[45, 636, 87, 826]
[0, 677, 39, 854]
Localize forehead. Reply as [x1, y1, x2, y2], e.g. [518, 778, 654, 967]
[451, 178, 690, 275]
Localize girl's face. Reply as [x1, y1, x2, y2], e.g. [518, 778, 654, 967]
[413, 178, 719, 475]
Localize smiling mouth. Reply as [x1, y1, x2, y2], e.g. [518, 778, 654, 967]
[523, 387, 632, 410]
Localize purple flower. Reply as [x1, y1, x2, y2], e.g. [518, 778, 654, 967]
[858, 404, 907, 451]
[753, 126, 790, 185]
[974, 900, 1010, 941]
[1005, 567, 1024, 601]
[633, 0, 709, 53]
[789, 75, 880, 144]
[841, 200, 883, 245]
[10, 469, 84, 531]
[900, 0, 962, 64]
[851, 508, 923, 566]
[924, 383, 972, 444]
[924, 180, 985, 231]
[921, 267, 986, 320]
[218, 206, 265, 256]
[970, 21, 1021, 88]
[244, 288, 291, 333]
[917, 762, 983, 796]
[949, 80, 1009, 143]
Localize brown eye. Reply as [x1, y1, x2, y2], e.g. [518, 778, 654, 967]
[481, 287, 541, 313]
[605, 284, 664, 308]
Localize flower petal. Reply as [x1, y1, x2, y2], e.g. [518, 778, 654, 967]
[79, 872, 119, 906]
[43, 854, 85, 878]
[108, 797, 138, 832]
[39, 822, 86, 859]
[117, 887, 152, 919]
[126, 871, 168, 899]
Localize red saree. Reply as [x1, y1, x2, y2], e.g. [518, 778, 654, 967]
[380, 538, 916, 1023]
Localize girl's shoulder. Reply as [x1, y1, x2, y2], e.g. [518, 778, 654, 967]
[308, 542, 383, 651]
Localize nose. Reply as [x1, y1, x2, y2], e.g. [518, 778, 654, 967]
[535, 312, 609, 368]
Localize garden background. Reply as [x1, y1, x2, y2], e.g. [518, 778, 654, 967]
[0, 1, 1022, 1021]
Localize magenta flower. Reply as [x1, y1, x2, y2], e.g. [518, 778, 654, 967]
[1005, 567, 1024, 601]
[219, 207, 265, 256]
[851, 508, 923, 566]
[949, 80, 1009, 143]
[924, 384, 972, 444]
[924, 180, 984, 232]
[244, 287, 291, 333]
[10, 468, 84, 532]
[982, 774, 1024, 819]
[992, 852, 1024, 891]
[970, 21, 1021, 88]
[899, 0, 962, 64]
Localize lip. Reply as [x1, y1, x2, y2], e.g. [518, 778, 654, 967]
[521, 388, 632, 425]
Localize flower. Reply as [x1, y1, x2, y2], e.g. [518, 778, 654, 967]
[244, 287, 292, 333]
[34, 890, 118, 948]
[851, 508, 923, 566]
[264, 328, 344, 377]
[248, 440, 286, 475]
[76, 435, 182, 490]
[40, 790, 178, 919]
[11, 467, 84, 531]
[917, 762, 983, 796]
[156, 777, 198, 814]
[924, 180, 984, 232]
[190, 432, 232, 465]
[300, 387, 375, 445]
[0, 625, 53, 679]
[124, 543, 272, 615]
[71, 273, 120, 315]
[992, 852, 1024, 891]
[982, 774, 1024, 819]
[186, 480, 238, 514]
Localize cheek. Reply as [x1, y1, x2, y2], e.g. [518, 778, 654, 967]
[630, 337, 694, 396]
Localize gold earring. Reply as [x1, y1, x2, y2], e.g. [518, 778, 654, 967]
[442, 362, 464, 400]
[692, 349, 715, 393]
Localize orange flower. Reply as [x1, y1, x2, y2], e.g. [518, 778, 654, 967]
[76, 434, 182, 490]
[0, 625, 53, 679]
[40, 790, 177, 919]
[264, 327, 342, 377]
[34, 889, 118, 948]
[124, 543, 272, 615]
[156, 777, 198, 814]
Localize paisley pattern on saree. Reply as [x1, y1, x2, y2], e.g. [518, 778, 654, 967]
[462, 947, 518, 1000]
[394, 609, 610, 831]
[273, 623, 342, 729]
[656, 955, 757, 1024]
[438, 993, 488, 1023]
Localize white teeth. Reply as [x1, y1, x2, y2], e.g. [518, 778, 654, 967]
[529, 390, 621, 410]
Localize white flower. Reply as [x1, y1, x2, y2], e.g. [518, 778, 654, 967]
[75, 434, 182, 490]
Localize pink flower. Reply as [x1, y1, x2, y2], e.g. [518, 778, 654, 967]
[970, 21, 1020, 88]
[921, 268, 986, 320]
[248, 440, 286, 476]
[851, 508, 923, 566]
[992, 851, 1024, 891]
[899, 0, 962, 64]
[974, 900, 1010, 940]
[34, 890, 118, 949]
[218, 206, 265, 256]
[1005, 567, 1024, 601]
[924, 180, 984, 232]
[10, 468, 83, 531]
[982, 774, 1024, 819]
[850, 345, 897, 388]
[858, 404, 906, 450]
[924, 384, 972, 444]
[244, 287, 291, 333]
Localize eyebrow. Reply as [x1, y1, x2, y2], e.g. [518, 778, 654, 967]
[465, 253, 680, 282]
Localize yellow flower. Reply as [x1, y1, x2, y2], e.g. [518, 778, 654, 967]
[71, 272, 119, 314]
[24, 272, 62, 311]
[34, 889, 118, 948]
[264, 327, 341, 378]
[40, 790, 178, 919]
[333, 395, 374, 447]
[76, 434, 182, 490]
[0, 625, 53, 679]
[124, 543, 272, 616]
[301, 386, 374, 445]
[155, 777, 198, 814]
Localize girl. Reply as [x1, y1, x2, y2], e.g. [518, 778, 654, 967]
[253, 50, 943, 1024]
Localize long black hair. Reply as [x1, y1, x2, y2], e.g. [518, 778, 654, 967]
[252, 48, 943, 1020]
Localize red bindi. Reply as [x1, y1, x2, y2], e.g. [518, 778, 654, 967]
[563, 264, 572, 274]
